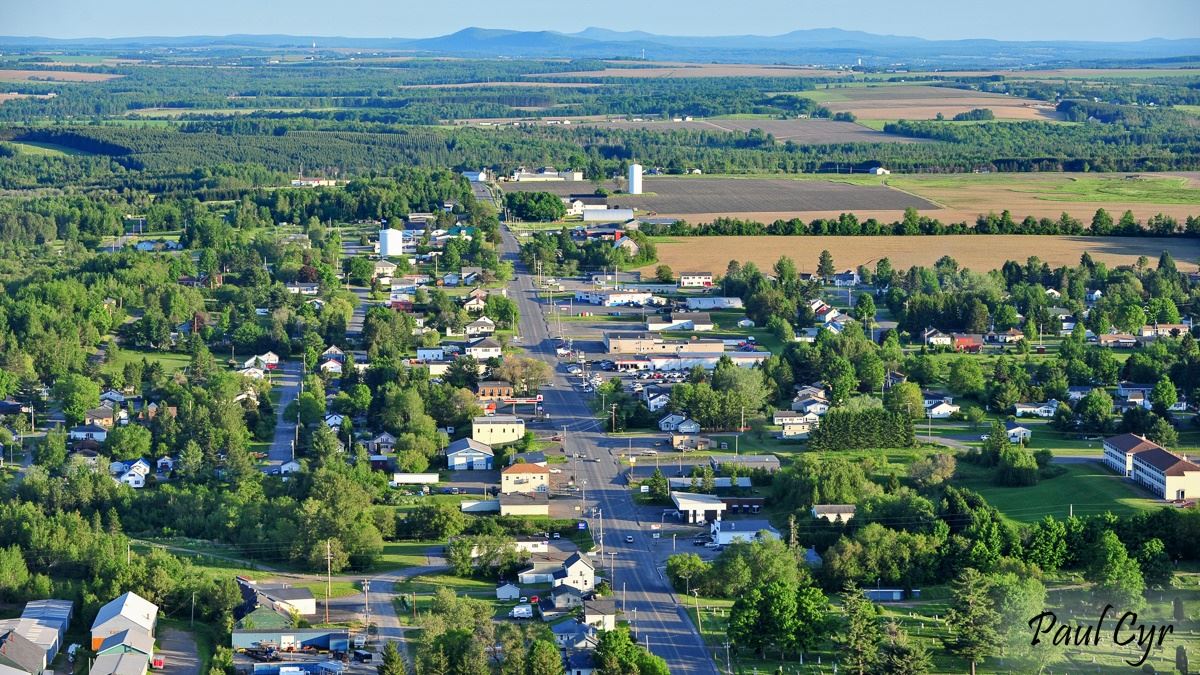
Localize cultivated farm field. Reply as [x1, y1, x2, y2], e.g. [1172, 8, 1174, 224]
[0, 68, 122, 82]
[586, 116, 923, 143]
[799, 84, 1061, 121]
[503, 175, 936, 214]
[645, 234, 1200, 275]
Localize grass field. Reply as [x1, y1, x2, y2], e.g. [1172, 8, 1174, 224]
[954, 460, 1159, 523]
[797, 84, 1062, 121]
[505, 175, 934, 215]
[0, 68, 121, 82]
[1178, 105, 1200, 118]
[644, 233, 1200, 275]
[106, 347, 192, 376]
[7, 140, 90, 156]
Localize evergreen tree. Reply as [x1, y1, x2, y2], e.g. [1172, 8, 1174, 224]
[839, 583, 882, 675]
[943, 568, 1000, 675]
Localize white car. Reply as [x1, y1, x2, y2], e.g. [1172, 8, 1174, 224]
[549, 468, 562, 473]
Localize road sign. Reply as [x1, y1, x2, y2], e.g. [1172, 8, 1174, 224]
[577, 521, 588, 530]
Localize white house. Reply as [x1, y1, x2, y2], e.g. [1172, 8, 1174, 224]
[927, 402, 960, 419]
[811, 504, 856, 523]
[658, 414, 686, 432]
[465, 316, 496, 338]
[645, 391, 671, 412]
[416, 347, 445, 362]
[670, 492, 726, 524]
[318, 359, 343, 375]
[1006, 422, 1033, 443]
[1014, 399, 1060, 418]
[552, 553, 595, 593]
[69, 424, 109, 442]
[465, 337, 503, 360]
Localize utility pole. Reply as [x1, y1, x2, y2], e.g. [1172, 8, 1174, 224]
[362, 579, 371, 629]
[325, 540, 332, 624]
[190, 591, 196, 626]
[610, 403, 618, 433]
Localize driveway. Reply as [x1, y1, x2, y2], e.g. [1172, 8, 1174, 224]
[263, 361, 303, 472]
[158, 628, 200, 675]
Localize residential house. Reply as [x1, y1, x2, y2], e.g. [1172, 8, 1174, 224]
[552, 553, 595, 593]
[566, 652, 596, 675]
[1014, 400, 1060, 418]
[472, 416, 525, 445]
[0, 599, 73, 675]
[677, 272, 714, 288]
[416, 347, 445, 362]
[612, 236, 640, 256]
[90, 592, 156, 651]
[69, 424, 109, 443]
[100, 389, 127, 405]
[368, 432, 397, 454]
[372, 259, 398, 280]
[987, 328, 1025, 344]
[445, 438, 494, 471]
[790, 395, 830, 415]
[462, 296, 487, 313]
[658, 414, 687, 432]
[320, 345, 346, 363]
[549, 586, 584, 610]
[460, 266, 484, 285]
[811, 504, 856, 523]
[922, 392, 954, 408]
[465, 316, 496, 338]
[644, 390, 671, 413]
[1140, 323, 1191, 339]
[550, 621, 597, 650]
[1006, 421, 1033, 443]
[922, 328, 952, 347]
[285, 283, 319, 296]
[831, 270, 860, 287]
[1117, 382, 1155, 398]
[318, 359, 343, 375]
[517, 553, 573, 585]
[323, 413, 345, 430]
[85, 405, 118, 429]
[1098, 333, 1138, 349]
[501, 463, 550, 494]
[156, 456, 174, 473]
[1067, 386, 1094, 402]
[927, 402, 960, 419]
[582, 600, 617, 631]
[465, 337, 502, 360]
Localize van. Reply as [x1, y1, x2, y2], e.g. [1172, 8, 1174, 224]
[352, 651, 372, 663]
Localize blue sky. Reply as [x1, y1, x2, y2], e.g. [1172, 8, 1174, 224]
[6, 0, 1198, 41]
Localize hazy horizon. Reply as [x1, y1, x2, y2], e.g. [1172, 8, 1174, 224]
[6, 0, 1199, 43]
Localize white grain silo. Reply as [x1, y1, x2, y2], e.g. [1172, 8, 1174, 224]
[379, 228, 405, 257]
[627, 163, 643, 195]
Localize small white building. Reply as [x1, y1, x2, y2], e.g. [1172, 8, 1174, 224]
[670, 492, 726, 524]
[495, 583, 521, 601]
[710, 519, 780, 546]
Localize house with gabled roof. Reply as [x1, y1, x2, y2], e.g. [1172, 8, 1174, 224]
[90, 592, 156, 651]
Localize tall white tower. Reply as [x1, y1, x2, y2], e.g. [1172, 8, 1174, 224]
[628, 163, 643, 195]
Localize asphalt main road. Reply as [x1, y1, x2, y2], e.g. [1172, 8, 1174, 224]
[500, 228, 720, 675]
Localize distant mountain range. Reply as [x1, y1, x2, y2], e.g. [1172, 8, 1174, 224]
[2, 27, 1198, 67]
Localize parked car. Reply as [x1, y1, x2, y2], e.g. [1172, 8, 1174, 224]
[625, 535, 635, 543]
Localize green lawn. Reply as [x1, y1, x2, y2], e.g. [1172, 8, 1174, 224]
[1178, 105, 1200, 118]
[954, 460, 1160, 523]
[887, 172, 1200, 205]
[105, 347, 191, 376]
[8, 141, 90, 156]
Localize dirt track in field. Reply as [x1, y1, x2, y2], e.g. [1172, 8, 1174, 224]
[645, 235, 1200, 275]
